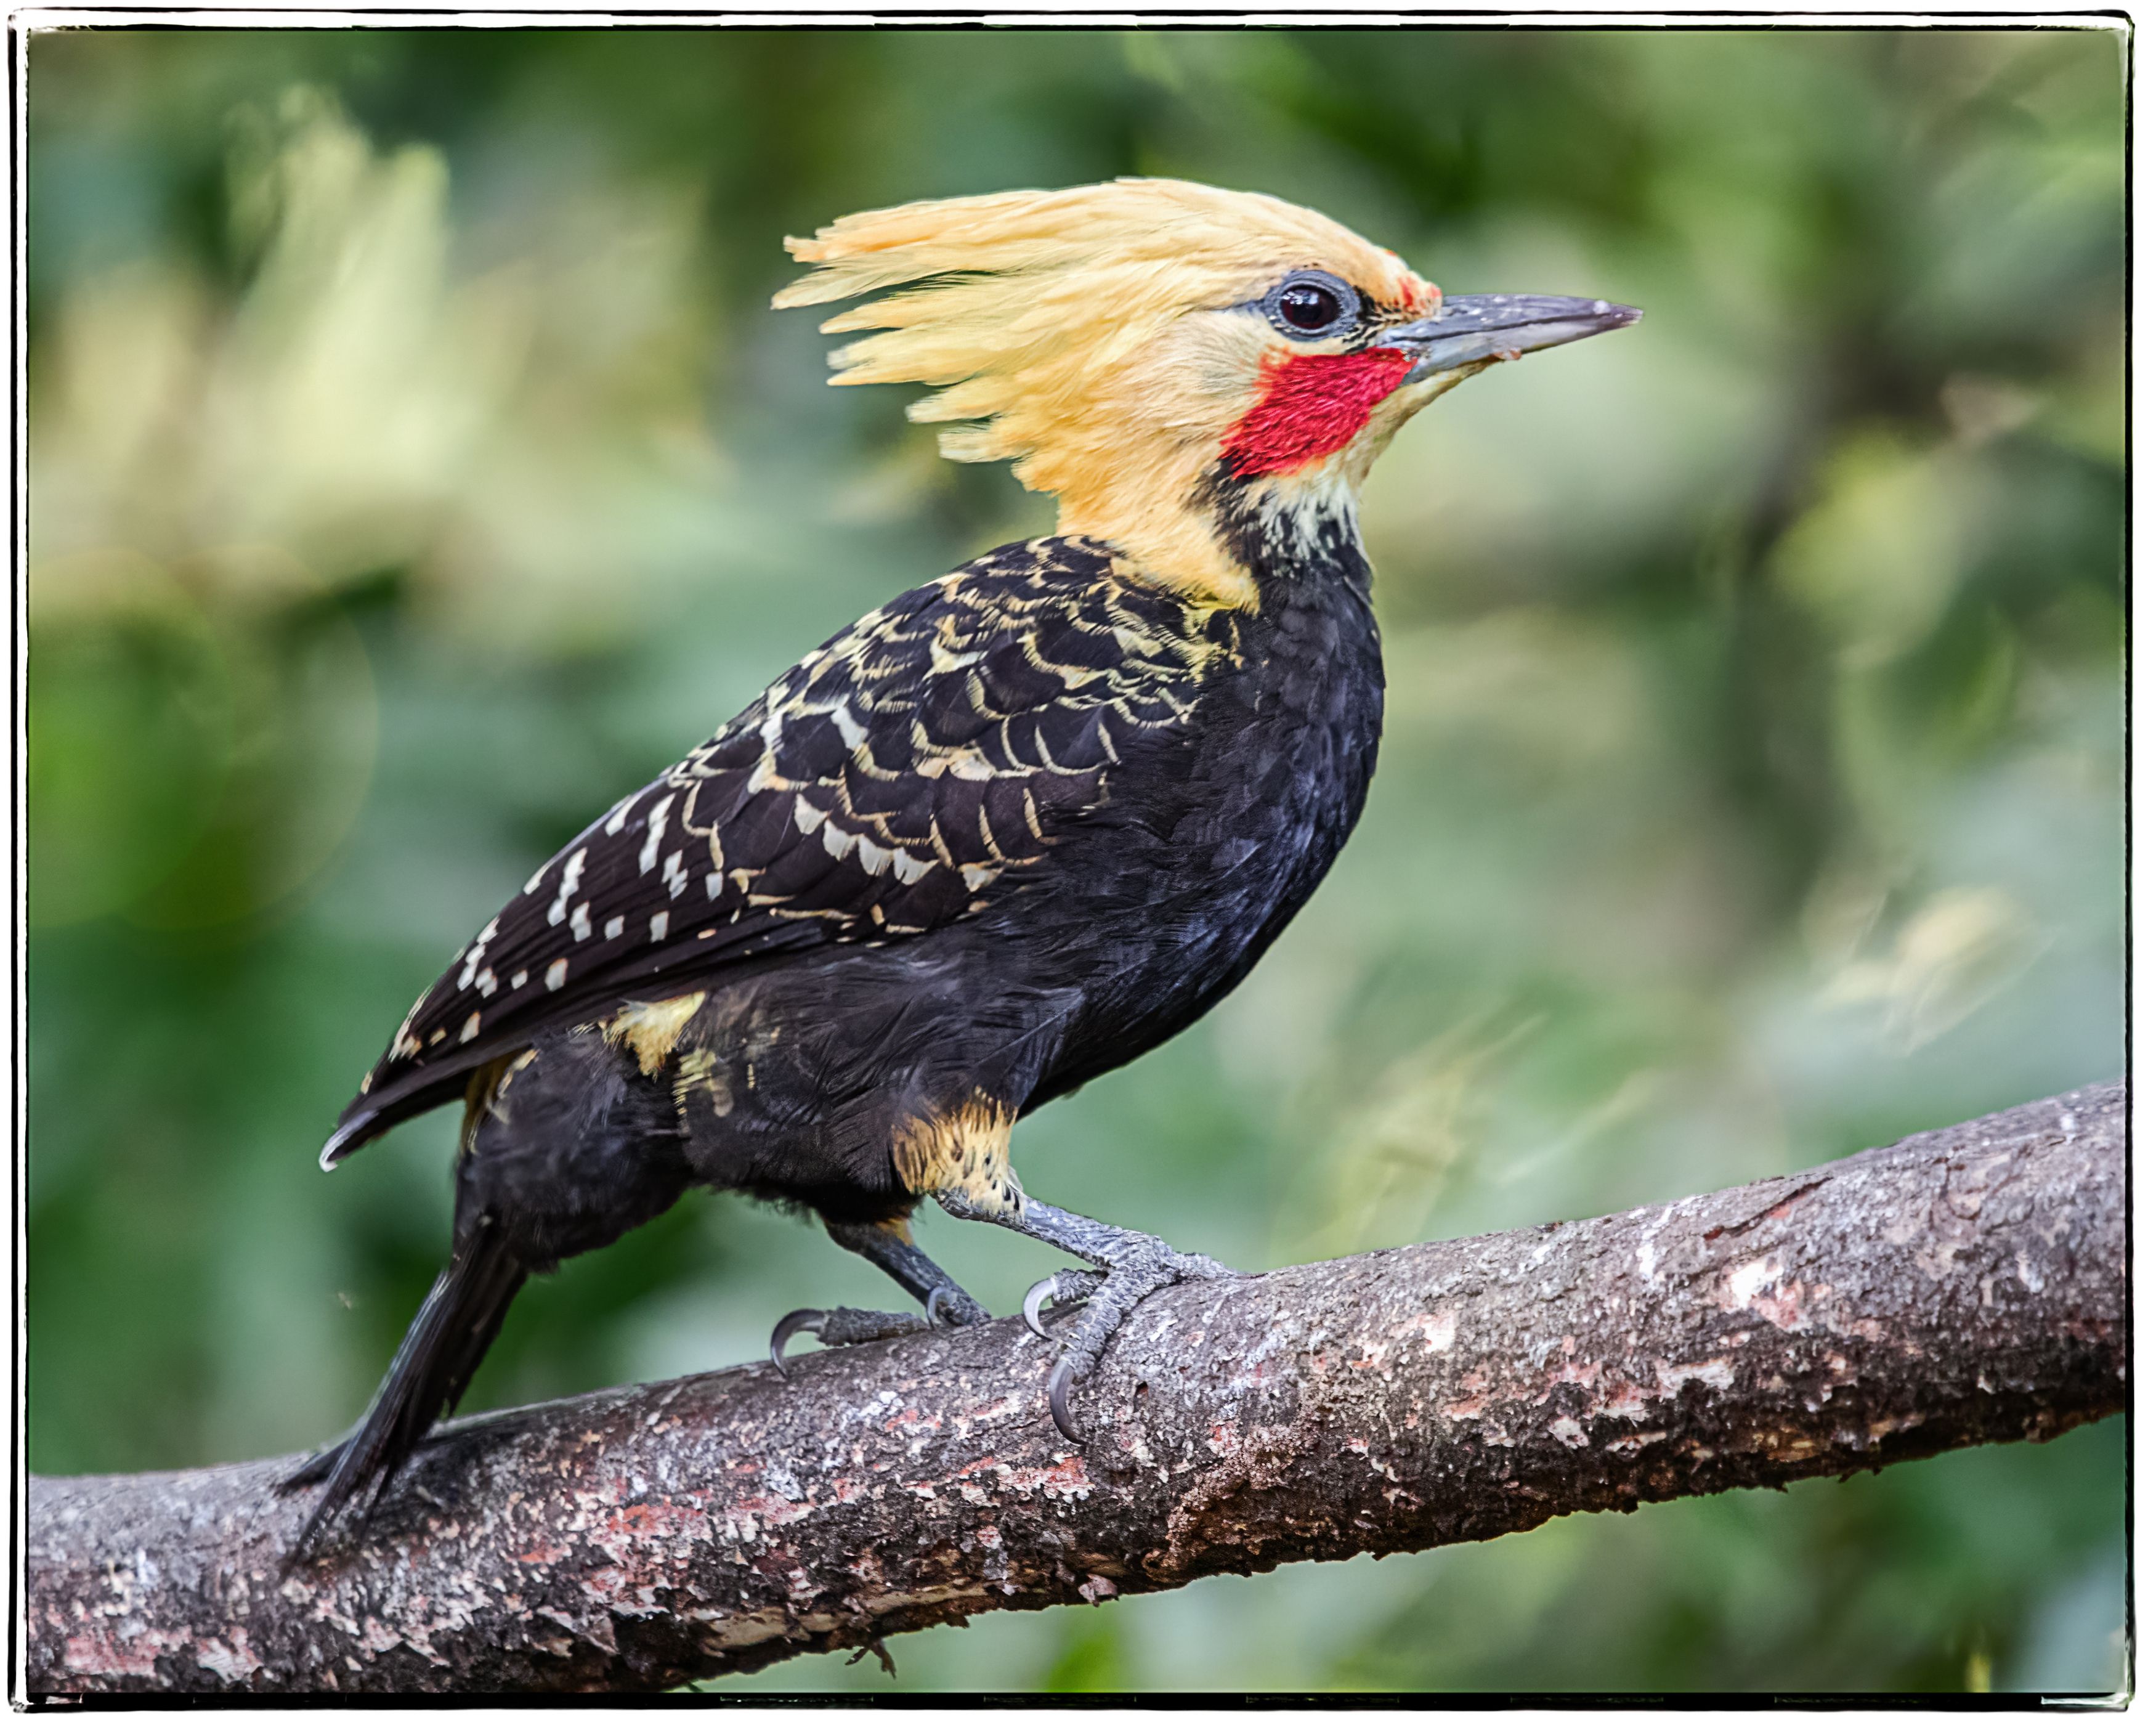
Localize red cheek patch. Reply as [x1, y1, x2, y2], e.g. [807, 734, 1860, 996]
[1220, 347, 1415, 479]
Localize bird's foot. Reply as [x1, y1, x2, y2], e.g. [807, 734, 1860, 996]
[935, 1190, 1238, 1442]
[1031, 1233, 1236, 1442]
[768, 1285, 986, 1373]
[1023, 1268, 1107, 1337]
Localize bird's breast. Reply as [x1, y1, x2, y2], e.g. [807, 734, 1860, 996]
[1198, 565, 1386, 899]
[1022, 552, 1385, 1096]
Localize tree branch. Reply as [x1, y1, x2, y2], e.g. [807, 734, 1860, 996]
[27, 1082, 2124, 1695]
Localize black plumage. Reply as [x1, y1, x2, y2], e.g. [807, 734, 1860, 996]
[290, 523, 1382, 1552]
[281, 175, 1635, 1554]
[330, 529, 1379, 1164]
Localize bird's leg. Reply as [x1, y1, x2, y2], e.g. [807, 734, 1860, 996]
[827, 1216, 992, 1326]
[936, 1188, 1238, 1440]
[769, 1216, 989, 1371]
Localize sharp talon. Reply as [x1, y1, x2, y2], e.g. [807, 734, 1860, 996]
[1047, 1356, 1081, 1443]
[926, 1286, 957, 1328]
[1023, 1276, 1058, 1339]
[769, 1307, 827, 1373]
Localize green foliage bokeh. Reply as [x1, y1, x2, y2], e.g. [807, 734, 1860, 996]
[26, 25, 2124, 1695]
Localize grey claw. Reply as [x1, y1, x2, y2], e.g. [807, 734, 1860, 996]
[925, 1286, 957, 1327]
[1023, 1276, 1059, 1339]
[769, 1307, 827, 1373]
[1047, 1356, 1081, 1443]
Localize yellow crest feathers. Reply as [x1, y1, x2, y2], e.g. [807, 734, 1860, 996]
[772, 179, 1427, 489]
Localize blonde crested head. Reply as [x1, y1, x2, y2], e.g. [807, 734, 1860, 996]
[777, 179, 1429, 468]
[778, 179, 1637, 607]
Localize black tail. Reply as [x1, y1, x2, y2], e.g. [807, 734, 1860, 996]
[282, 1216, 527, 1563]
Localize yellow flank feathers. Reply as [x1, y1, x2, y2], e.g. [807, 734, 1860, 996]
[776, 179, 1438, 609]
[890, 1094, 1020, 1217]
[604, 992, 709, 1076]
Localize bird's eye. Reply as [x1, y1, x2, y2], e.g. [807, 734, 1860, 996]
[1279, 284, 1340, 329]
[1263, 272, 1357, 339]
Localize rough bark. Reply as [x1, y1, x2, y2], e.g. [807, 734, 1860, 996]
[26, 1082, 2125, 1695]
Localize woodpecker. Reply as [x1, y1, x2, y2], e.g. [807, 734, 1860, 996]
[285, 177, 1637, 1552]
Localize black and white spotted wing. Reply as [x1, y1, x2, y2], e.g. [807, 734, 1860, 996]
[322, 537, 1241, 1166]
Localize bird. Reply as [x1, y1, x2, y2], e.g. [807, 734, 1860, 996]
[282, 176, 1638, 1556]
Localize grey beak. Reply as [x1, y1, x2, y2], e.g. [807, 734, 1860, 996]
[1390, 294, 1640, 382]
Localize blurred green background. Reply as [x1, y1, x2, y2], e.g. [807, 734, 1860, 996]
[26, 26, 2124, 1695]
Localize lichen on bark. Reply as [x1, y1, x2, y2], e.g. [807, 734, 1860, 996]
[26, 1083, 2125, 1695]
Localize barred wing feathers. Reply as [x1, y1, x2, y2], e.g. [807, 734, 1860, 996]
[322, 538, 1238, 1166]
